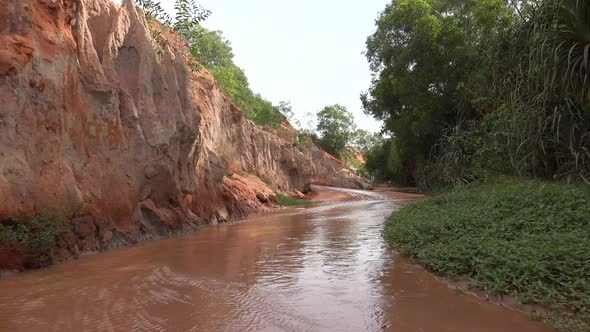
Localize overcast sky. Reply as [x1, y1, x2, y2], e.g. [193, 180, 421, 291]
[114, 0, 387, 132]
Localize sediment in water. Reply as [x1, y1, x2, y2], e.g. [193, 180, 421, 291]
[0, 0, 367, 271]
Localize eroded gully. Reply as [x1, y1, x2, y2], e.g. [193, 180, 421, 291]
[0, 186, 554, 331]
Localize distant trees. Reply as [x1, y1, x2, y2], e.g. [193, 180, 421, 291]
[351, 129, 382, 152]
[274, 101, 301, 127]
[316, 104, 356, 158]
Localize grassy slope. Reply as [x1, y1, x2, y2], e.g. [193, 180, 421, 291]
[385, 178, 590, 330]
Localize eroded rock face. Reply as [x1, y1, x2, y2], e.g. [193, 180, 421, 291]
[307, 144, 370, 189]
[0, 0, 306, 262]
[0, 0, 364, 269]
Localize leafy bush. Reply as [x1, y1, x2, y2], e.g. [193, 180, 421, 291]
[416, 124, 479, 191]
[245, 94, 284, 129]
[136, 0, 171, 24]
[134, 0, 284, 128]
[275, 101, 299, 127]
[276, 194, 310, 207]
[0, 213, 66, 266]
[296, 133, 314, 152]
[385, 178, 590, 330]
[173, 0, 211, 41]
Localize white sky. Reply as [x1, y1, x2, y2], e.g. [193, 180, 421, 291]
[114, 0, 386, 132]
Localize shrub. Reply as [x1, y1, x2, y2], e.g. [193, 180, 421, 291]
[276, 194, 310, 207]
[297, 133, 313, 152]
[385, 178, 590, 330]
[0, 213, 66, 266]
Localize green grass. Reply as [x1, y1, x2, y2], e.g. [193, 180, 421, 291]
[0, 213, 66, 267]
[276, 194, 311, 207]
[384, 178, 590, 331]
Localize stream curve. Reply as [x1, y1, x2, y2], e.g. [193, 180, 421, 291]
[0, 186, 553, 331]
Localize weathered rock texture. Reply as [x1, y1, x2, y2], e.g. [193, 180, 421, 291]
[271, 123, 370, 189]
[308, 144, 369, 189]
[0, 0, 366, 269]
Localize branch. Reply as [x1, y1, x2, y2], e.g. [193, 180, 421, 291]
[510, 0, 524, 20]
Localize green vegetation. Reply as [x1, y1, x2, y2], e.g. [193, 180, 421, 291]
[385, 178, 590, 330]
[316, 104, 357, 158]
[276, 194, 311, 207]
[351, 129, 381, 153]
[136, 0, 209, 59]
[191, 27, 285, 127]
[183, 15, 284, 128]
[0, 213, 66, 266]
[365, 2, 590, 327]
[364, 137, 414, 184]
[136, 1, 379, 159]
[173, 0, 211, 41]
[135, 0, 285, 128]
[341, 148, 367, 176]
[296, 132, 315, 152]
[362, 0, 590, 188]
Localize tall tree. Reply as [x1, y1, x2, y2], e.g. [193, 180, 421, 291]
[362, 0, 513, 163]
[316, 104, 357, 157]
[352, 129, 382, 152]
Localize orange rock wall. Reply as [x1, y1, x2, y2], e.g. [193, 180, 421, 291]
[0, 0, 313, 255]
[0, 0, 365, 268]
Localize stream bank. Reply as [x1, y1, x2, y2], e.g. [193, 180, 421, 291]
[384, 178, 590, 331]
[0, 186, 554, 331]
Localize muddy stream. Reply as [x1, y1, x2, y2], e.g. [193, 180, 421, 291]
[0, 186, 553, 331]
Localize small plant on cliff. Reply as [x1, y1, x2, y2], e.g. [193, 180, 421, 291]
[135, 0, 210, 61]
[136, 0, 172, 25]
[275, 101, 300, 127]
[173, 0, 211, 42]
[0, 213, 66, 266]
[297, 132, 314, 152]
[135, 0, 171, 59]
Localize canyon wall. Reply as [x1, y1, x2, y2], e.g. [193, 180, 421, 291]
[0, 0, 366, 268]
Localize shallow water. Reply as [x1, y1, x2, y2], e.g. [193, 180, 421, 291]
[0, 187, 553, 331]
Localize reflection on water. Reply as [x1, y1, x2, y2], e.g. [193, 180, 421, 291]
[0, 188, 553, 331]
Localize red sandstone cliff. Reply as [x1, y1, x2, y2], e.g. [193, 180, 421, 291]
[0, 0, 366, 269]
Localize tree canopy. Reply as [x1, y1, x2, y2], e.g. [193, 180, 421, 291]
[316, 104, 357, 158]
[362, 0, 590, 187]
[362, 0, 513, 163]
